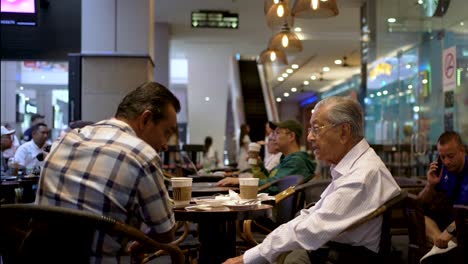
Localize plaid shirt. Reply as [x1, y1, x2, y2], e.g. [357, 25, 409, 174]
[36, 118, 175, 263]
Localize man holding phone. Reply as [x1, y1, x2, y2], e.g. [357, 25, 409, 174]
[419, 131, 468, 249]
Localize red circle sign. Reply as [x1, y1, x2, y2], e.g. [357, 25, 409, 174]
[445, 53, 455, 79]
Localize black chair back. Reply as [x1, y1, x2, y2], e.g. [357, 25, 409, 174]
[275, 175, 305, 224]
[454, 204, 468, 264]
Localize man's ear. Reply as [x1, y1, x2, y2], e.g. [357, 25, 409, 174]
[340, 123, 352, 143]
[139, 110, 153, 129]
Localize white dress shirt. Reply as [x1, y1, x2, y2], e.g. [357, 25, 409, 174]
[14, 140, 44, 169]
[244, 139, 401, 263]
[264, 152, 282, 172]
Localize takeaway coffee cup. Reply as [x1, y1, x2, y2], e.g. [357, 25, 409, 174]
[248, 143, 261, 165]
[171, 177, 193, 208]
[239, 178, 259, 199]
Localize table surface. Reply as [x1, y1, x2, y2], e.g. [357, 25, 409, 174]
[174, 204, 272, 221]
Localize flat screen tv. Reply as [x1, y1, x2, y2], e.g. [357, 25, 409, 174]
[1, 0, 38, 26]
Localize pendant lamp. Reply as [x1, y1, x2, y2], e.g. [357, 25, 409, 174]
[265, 0, 294, 30]
[268, 24, 303, 53]
[292, 0, 339, 19]
[258, 48, 288, 65]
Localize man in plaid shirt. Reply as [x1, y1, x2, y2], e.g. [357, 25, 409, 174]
[36, 82, 180, 263]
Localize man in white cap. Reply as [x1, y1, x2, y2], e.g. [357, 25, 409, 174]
[1, 125, 16, 174]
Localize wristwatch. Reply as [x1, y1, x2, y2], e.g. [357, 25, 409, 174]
[446, 225, 456, 236]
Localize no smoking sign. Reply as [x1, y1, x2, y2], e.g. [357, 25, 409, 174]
[443, 46, 457, 91]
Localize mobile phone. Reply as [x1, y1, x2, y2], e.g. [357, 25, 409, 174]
[434, 156, 443, 176]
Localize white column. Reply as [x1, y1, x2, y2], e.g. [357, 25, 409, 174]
[79, 0, 155, 122]
[154, 22, 170, 87]
[186, 45, 231, 162]
[81, 0, 153, 57]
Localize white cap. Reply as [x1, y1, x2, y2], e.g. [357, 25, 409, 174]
[1, 126, 15, 136]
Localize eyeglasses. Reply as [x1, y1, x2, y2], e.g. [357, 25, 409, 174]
[308, 123, 340, 137]
[274, 129, 291, 136]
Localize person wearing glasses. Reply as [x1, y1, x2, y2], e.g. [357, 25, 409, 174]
[223, 96, 400, 264]
[217, 119, 316, 194]
[36, 82, 180, 263]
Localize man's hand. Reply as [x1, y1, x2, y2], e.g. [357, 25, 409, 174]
[223, 255, 244, 264]
[426, 160, 442, 186]
[216, 177, 240, 187]
[434, 230, 453, 248]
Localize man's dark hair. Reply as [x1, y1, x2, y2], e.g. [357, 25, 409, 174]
[438, 131, 464, 148]
[268, 121, 277, 131]
[115, 82, 181, 123]
[31, 114, 44, 123]
[31, 123, 47, 134]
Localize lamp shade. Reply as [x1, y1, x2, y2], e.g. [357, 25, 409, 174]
[265, 0, 294, 30]
[268, 25, 303, 53]
[292, 0, 339, 19]
[258, 48, 288, 65]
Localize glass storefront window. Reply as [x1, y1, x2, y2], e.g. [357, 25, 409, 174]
[1, 60, 69, 141]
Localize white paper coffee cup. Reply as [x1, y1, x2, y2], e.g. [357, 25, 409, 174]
[171, 177, 193, 208]
[239, 177, 259, 199]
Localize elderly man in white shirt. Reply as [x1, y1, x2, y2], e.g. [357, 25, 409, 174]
[14, 123, 49, 170]
[223, 96, 400, 264]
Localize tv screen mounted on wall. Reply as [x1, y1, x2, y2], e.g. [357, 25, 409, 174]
[1, 0, 38, 26]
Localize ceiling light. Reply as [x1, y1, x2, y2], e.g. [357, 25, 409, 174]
[382, 90, 388, 95]
[278, 77, 285, 81]
[286, 69, 293, 73]
[292, 0, 339, 19]
[291, 87, 297, 92]
[417, 0, 423, 4]
[369, 94, 375, 98]
[405, 64, 411, 69]
[20, 86, 24, 90]
[377, 92, 382, 96]
[413, 106, 420, 112]
[460, 22, 464, 26]
[291, 64, 299, 69]
[322, 66, 330, 72]
[205, 97, 210, 101]
[406, 90, 412, 94]
[266, 0, 294, 30]
[334, 59, 342, 65]
[310, 75, 317, 80]
[258, 48, 288, 65]
[284, 92, 290, 97]
[408, 84, 413, 89]
[282, 73, 288, 77]
[303, 80, 309, 85]
[276, 97, 282, 102]
[268, 24, 303, 53]
[387, 18, 396, 23]
[422, 79, 428, 84]
[25, 97, 30, 101]
[294, 27, 302, 32]
[399, 92, 404, 96]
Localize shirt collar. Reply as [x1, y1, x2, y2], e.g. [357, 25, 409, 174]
[330, 138, 370, 180]
[95, 118, 137, 136]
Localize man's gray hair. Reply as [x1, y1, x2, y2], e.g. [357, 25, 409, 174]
[314, 96, 364, 139]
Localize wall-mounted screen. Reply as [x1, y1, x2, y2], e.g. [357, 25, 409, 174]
[1, 0, 38, 26]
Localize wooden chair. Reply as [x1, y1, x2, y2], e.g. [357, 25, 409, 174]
[275, 190, 408, 263]
[405, 193, 430, 264]
[454, 204, 468, 264]
[296, 178, 332, 209]
[0, 204, 185, 264]
[237, 175, 305, 249]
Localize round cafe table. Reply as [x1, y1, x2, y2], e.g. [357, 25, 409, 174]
[174, 204, 272, 264]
